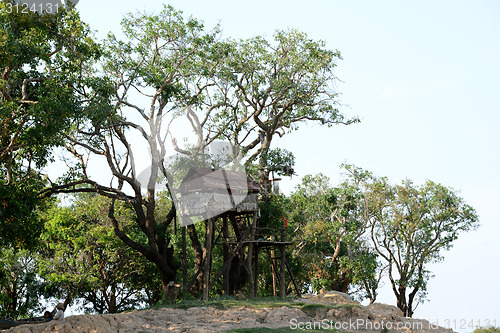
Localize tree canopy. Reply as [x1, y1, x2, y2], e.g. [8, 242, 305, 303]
[39, 194, 161, 313]
[0, 3, 102, 248]
[369, 178, 479, 316]
[288, 168, 380, 301]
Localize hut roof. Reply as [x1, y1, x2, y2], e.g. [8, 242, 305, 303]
[176, 168, 261, 216]
[178, 168, 260, 195]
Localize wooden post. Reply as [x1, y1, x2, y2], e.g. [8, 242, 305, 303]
[253, 246, 259, 297]
[247, 212, 258, 298]
[269, 249, 277, 297]
[286, 261, 301, 297]
[203, 217, 214, 301]
[247, 244, 254, 297]
[182, 225, 187, 295]
[222, 215, 230, 295]
[279, 223, 286, 300]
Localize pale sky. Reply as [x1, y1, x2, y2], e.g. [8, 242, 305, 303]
[72, 0, 500, 330]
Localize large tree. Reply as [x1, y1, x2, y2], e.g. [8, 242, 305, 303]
[166, 26, 359, 296]
[42, 5, 219, 294]
[44, 5, 358, 297]
[0, 3, 102, 247]
[369, 178, 479, 317]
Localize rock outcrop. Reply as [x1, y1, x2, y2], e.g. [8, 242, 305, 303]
[3, 294, 455, 333]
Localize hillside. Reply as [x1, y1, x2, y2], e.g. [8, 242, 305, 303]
[4, 292, 454, 333]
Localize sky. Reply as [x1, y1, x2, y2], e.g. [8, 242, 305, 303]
[68, 0, 500, 330]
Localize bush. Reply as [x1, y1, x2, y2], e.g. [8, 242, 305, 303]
[473, 327, 500, 333]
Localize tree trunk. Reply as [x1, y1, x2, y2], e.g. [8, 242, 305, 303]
[257, 133, 273, 195]
[203, 218, 214, 301]
[108, 285, 117, 313]
[222, 216, 230, 295]
[187, 224, 204, 295]
[407, 286, 419, 318]
[227, 216, 249, 294]
[155, 244, 179, 299]
[258, 168, 271, 194]
[160, 269, 178, 298]
[396, 285, 410, 317]
[109, 199, 179, 302]
[182, 226, 188, 295]
[330, 272, 350, 293]
[6, 282, 17, 314]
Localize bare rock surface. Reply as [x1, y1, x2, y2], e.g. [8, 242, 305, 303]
[3, 296, 456, 333]
[298, 291, 361, 305]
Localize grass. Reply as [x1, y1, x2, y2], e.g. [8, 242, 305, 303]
[225, 328, 339, 333]
[147, 295, 360, 319]
[152, 296, 303, 311]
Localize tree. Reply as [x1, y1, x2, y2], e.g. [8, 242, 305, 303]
[171, 26, 361, 287]
[288, 168, 378, 297]
[0, 175, 47, 248]
[39, 194, 162, 314]
[42, 5, 221, 295]
[0, 248, 44, 319]
[370, 178, 479, 317]
[0, 3, 102, 247]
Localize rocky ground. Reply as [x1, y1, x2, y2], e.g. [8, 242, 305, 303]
[3, 292, 455, 333]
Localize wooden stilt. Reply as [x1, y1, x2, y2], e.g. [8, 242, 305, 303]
[279, 223, 286, 300]
[203, 217, 214, 301]
[253, 246, 259, 297]
[247, 212, 258, 298]
[182, 225, 187, 295]
[222, 215, 230, 295]
[279, 245, 286, 300]
[268, 248, 277, 297]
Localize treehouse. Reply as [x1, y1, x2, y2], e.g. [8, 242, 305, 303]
[175, 168, 298, 300]
[177, 168, 260, 218]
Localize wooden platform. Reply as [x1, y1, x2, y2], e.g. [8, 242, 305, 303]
[228, 240, 292, 246]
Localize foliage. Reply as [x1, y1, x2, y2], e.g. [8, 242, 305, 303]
[0, 3, 103, 247]
[207, 29, 358, 189]
[39, 194, 162, 313]
[473, 327, 500, 333]
[259, 194, 289, 230]
[0, 173, 48, 248]
[261, 148, 295, 176]
[287, 167, 479, 313]
[369, 178, 479, 317]
[0, 248, 44, 319]
[288, 169, 378, 299]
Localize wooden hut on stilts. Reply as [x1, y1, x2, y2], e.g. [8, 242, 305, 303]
[176, 168, 299, 300]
